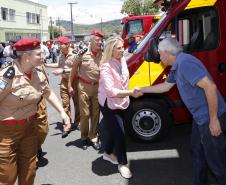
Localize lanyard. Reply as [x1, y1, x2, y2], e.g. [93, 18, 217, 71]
[112, 60, 123, 80]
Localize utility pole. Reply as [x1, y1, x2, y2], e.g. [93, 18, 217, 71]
[50, 16, 54, 39]
[100, 17, 103, 33]
[68, 2, 78, 40]
[58, 17, 61, 36]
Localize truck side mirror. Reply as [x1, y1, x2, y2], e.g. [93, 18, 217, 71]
[144, 38, 160, 63]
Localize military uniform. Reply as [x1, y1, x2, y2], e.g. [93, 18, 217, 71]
[58, 47, 80, 124]
[33, 65, 49, 151]
[74, 46, 102, 142]
[33, 96, 48, 149]
[0, 38, 51, 185]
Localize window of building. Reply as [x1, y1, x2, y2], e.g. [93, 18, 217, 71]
[1, 7, 8, 20]
[9, 9, 15, 21]
[32, 13, 36, 23]
[36, 14, 40, 24]
[5, 32, 14, 41]
[26, 12, 40, 24]
[26, 12, 31, 23]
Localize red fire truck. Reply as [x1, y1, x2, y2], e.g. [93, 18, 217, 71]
[121, 15, 160, 48]
[125, 0, 226, 141]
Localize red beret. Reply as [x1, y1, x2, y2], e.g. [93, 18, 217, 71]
[57, 36, 71, 44]
[13, 38, 40, 51]
[90, 30, 104, 38]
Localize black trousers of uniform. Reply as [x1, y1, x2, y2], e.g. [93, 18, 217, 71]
[99, 101, 128, 165]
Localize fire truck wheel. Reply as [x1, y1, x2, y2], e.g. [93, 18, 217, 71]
[125, 98, 173, 142]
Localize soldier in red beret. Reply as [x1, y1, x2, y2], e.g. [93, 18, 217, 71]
[0, 38, 71, 185]
[90, 29, 104, 38]
[45, 36, 80, 136]
[69, 30, 104, 150]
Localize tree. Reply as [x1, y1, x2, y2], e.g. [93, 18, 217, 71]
[121, 0, 159, 15]
[121, 0, 141, 15]
[142, 0, 159, 15]
[48, 26, 62, 39]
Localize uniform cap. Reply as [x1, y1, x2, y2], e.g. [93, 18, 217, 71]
[13, 38, 41, 51]
[90, 29, 104, 38]
[57, 36, 71, 44]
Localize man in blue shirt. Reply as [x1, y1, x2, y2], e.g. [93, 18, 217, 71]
[140, 38, 226, 185]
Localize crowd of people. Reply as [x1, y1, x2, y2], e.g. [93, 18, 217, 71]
[0, 32, 226, 185]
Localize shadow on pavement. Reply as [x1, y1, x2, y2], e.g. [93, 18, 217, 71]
[127, 158, 217, 185]
[49, 122, 63, 136]
[125, 123, 217, 185]
[49, 121, 63, 132]
[128, 158, 192, 185]
[65, 139, 104, 152]
[37, 156, 49, 168]
[91, 156, 118, 176]
[65, 139, 83, 149]
[49, 122, 79, 137]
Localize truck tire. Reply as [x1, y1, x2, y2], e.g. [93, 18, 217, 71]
[125, 98, 173, 142]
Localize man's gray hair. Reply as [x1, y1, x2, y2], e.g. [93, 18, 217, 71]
[158, 38, 183, 56]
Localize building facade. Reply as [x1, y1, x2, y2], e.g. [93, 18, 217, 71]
[0, 0, 49, 42]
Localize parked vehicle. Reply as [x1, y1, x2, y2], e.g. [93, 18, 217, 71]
[121, 15, 160, 49]
[125, 0, 225, 141]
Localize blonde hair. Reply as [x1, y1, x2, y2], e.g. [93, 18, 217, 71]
[100, 36, 123, 65]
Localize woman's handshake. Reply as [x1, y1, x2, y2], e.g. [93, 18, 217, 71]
[131, 87, 143, 98]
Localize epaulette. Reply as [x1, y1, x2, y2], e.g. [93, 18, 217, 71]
[72, 47, 88, 56]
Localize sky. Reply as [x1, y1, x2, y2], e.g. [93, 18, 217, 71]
[31, 0, 125, 24]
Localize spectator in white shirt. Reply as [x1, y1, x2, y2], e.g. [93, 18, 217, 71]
[3, 40, 14, 58]
[41, 41, 50, 63]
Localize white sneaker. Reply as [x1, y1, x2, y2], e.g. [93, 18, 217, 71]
[118, 165, 132, 179]
[103, 153, 118, 165]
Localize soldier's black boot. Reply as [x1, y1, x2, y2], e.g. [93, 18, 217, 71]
[81, 139, 89, 150]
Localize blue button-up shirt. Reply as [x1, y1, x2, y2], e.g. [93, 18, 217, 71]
[166, 52, 226, 125]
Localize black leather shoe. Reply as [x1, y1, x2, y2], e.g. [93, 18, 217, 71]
[62, 130, 71, 138]
[81, 140, 89, 150]
[71, 123, 80, 131]
[37, 147, 43, 160]
[92, 141, 101, 150]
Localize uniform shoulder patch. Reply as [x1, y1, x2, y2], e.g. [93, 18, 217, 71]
[3, 66, 15, 79]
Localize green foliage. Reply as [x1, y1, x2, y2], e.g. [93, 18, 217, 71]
[142, 0, 159, 15]
[121, 0, 141, 15]
[48, 26, 62, 39]
[57, 19, 122, 38]
[121, 0, 159, 15]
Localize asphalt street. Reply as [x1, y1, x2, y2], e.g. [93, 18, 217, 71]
[34, 68, 220, 185]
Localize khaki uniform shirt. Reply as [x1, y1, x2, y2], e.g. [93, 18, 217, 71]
[75, 47, 102, 83]
[58, 48, 76, 79]
[0, 61, 51, 120]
